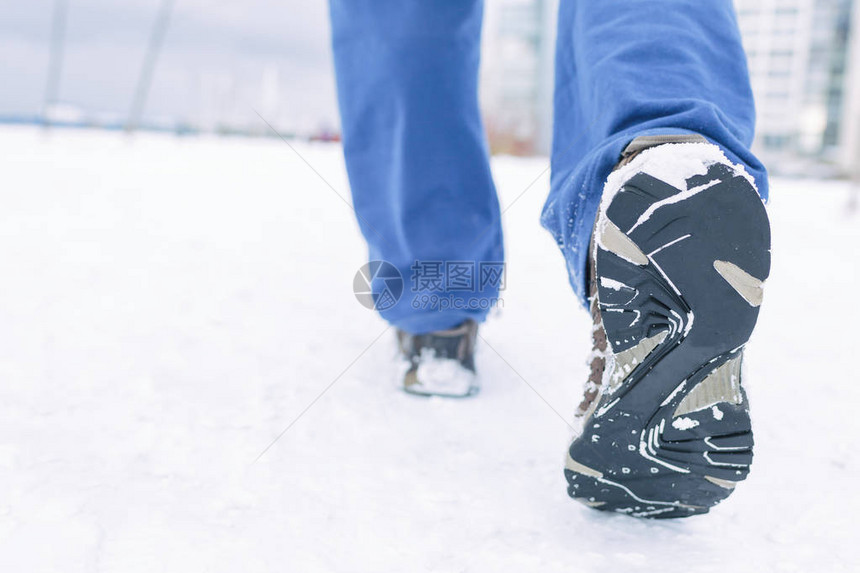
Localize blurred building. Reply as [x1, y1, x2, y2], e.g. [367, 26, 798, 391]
[481, 0, 557, 155]
[843, 0, 860, 179]
[481, 0, 859, 176]
[736, 0, 856, 175]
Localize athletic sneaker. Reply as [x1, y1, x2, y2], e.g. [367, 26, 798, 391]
[566, 135, 771, 518]
[397, 320, 480, 398]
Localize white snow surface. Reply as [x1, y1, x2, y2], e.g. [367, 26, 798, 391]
[1, 126, 858, 572]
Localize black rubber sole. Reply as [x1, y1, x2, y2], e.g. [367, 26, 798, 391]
[566, 161, 771, 518]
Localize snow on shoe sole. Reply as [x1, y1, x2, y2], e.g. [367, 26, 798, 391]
[402, 362, 480, 398]
[398, 321, 480, 398]
[402, 381, 480, 399]
[566, 145, 771, 518]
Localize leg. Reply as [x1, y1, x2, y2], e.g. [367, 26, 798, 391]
[329, 0, 503, 334]
[543, 0, 766, 307]
[551, 1, 772, 516]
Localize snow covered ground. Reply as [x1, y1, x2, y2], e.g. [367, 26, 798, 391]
[1, 125, 858, 572]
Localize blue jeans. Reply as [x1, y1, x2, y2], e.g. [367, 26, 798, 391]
[329, 0, 767, 334]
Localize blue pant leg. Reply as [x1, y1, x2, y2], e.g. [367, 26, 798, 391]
[543, 0, 767, 309]
[329, 0, 503, 334]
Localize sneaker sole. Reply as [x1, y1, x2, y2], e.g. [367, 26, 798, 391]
[565, 158, 771, 518]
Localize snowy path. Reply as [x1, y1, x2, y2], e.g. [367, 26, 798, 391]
[1, 126, 858, 572]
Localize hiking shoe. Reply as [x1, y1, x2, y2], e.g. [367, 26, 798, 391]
[397, 320, 480, 398]
[566, 135, 771, 518]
